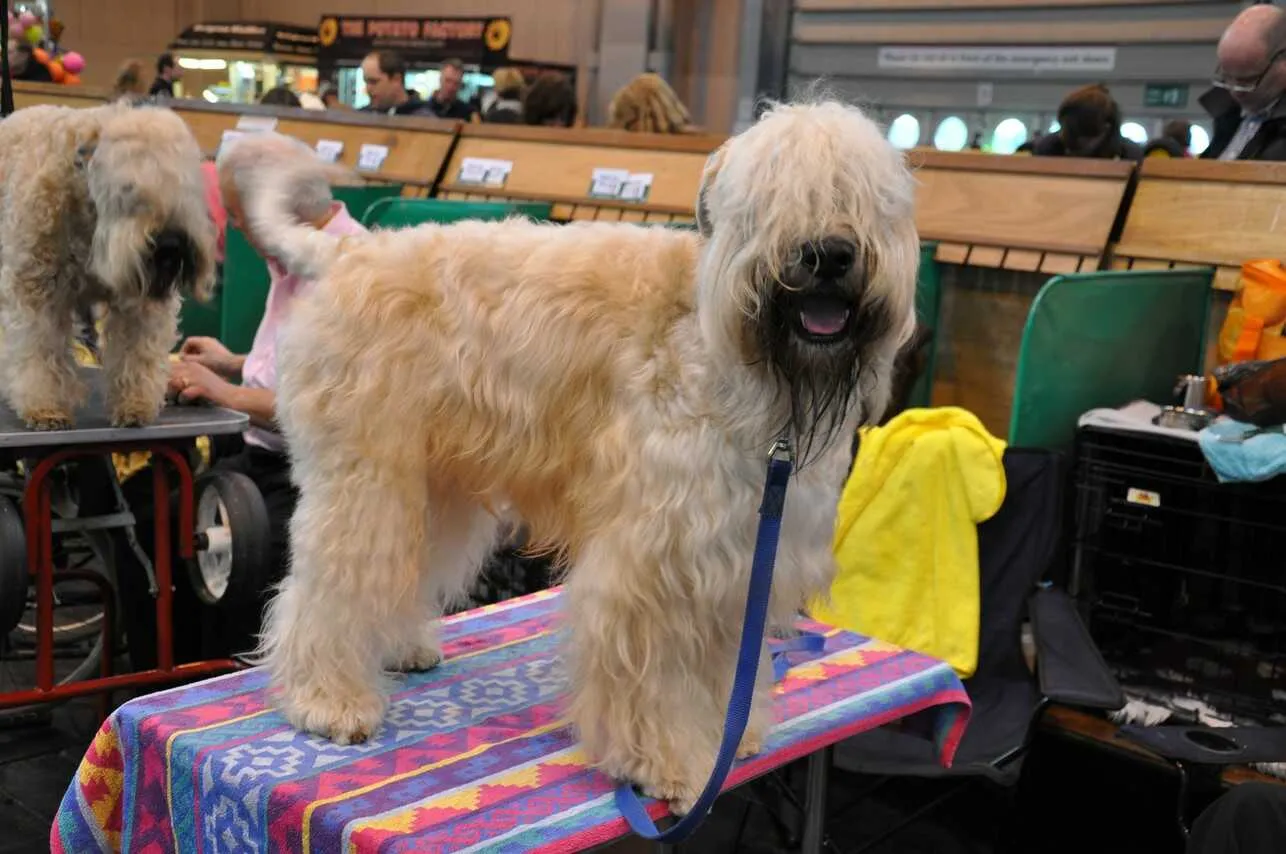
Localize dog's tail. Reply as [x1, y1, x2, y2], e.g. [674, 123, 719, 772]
[226, 133, 358, 280]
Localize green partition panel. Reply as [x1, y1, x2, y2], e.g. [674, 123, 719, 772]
[219, 226, 272, 357]
[362, 197, 552, 229]
[1008, 267, 1214, 451]
[907, 241, 942, 409]
[332, 184, 405, 223]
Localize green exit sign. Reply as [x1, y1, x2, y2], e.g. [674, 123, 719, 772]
[1144, 83, 1189, 108]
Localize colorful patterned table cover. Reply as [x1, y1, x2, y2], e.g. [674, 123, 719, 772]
[53, 588, 971, 853]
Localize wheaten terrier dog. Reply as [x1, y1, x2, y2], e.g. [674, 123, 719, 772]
[0, 102, 215, 429]
[250, 100, 920, 811]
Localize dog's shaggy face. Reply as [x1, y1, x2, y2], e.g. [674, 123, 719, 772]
[695, 101, 920, 462]
[82, 106, 215, 303]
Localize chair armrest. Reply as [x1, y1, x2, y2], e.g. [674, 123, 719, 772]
[1028, 586, 1125, 711]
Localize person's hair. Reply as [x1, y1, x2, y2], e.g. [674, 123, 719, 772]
[367, 49, 406, 83]
[113, 59, 148, 98]
[1162, 119, 1192, 147]
[1057, 83, 1123, 156]
[1266, 8, 1286, 54]
[217, 132, 334, 224]
[318, 81, 338, 101]
[157, 52, 175, 75]
[608, 73, 692, 134]
[441, 57, 464, 75]
[522, 71, 576, 126]
[491, 67, 524, 99]
[259, 86, 302, 108]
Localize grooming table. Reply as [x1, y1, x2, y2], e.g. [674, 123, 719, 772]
[53, 588, 971, 853]
[0, 368, 248, 710]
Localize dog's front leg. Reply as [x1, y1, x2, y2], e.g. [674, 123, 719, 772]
[0, 270, 85, 430]
[100, 295, 178, 427]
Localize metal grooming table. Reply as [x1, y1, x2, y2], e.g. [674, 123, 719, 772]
[0, 368, 248, 710]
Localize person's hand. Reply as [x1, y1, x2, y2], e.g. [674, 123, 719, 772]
[179, 336, 241, 378]
[168, 360, 240, 410]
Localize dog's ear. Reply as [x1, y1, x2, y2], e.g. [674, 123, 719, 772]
[695, 145, 726, 239]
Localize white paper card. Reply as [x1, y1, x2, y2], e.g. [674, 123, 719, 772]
[315, 139, 344, 163]
[357, 143, 390, 172]
[618, 173, 654, 203]
[457, 157, 513, 187]
[236, 115, 278, 132]
[589, 167, 630, 199]
[218, 129, 246, 155]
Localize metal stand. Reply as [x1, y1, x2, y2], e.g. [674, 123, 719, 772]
[0, 440, 237, 710]
[801, 746, 832, 854]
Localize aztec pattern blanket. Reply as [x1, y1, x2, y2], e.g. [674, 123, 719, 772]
[53, 588, 971, 853]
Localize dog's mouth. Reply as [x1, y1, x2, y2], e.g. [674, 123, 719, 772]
[148, 228, 195, 299]
[789, 292, 854, 343]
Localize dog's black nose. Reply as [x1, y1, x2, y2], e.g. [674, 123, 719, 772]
[801, 237, 857, 280]
[153, 229, 186, 254]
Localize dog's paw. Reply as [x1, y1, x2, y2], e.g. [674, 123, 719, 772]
[286, 692, 387, 746]
[736, 728, 765, 759]
[23, 408, 74, 431]
[388, 642, 442, 673]
[111, 401, 162, 428]
[640, 778, 703, 817]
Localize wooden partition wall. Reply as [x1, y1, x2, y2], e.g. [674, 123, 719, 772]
[438, 123, 724, 223]
[13, 81, 109, 110]
[910, 150, 1136, 434]
[1110, 159, 1286, 370]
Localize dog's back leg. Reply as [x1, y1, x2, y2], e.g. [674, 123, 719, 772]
[259, 446, 432, 745]
[386, 491, 503, 672]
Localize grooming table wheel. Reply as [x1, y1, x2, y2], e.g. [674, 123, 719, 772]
[0, 495, 25, 636]
[190, 472, 270, 607]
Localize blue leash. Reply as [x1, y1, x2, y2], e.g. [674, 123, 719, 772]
[615, 438, 817, 842]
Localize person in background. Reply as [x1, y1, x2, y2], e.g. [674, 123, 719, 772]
[360, 49, 430, 116]
[1033, 84, 1143, 160]
[259, 86, 301, 107]
[1145, 119, 1193, 158]
[522, 71, 577, 127]
[1201, 3, 1286, 161]
[149, 52, 180, 99]
[482, 67, 524, 123]
[112, 58, 149, 101]
[318, 81, 342, 109]
[424, 57, 474, 120]
[608, 73, 695, 133]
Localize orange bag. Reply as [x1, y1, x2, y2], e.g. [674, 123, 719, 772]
[1218, 260, 1286, 364]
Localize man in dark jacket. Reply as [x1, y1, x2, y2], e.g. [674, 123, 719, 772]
[148, 53, 179, 99]
[1201, 3, 1286, 161]
[360, 49, 433, 117]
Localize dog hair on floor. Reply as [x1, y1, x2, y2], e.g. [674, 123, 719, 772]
[241, 99, 920, 812]
[0, 101, 214, 429]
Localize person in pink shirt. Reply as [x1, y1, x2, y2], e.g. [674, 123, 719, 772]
[113, 134, 366, 663]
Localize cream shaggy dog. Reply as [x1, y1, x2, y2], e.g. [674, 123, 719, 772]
[247, 100, 920, 811]
[0, 101, 215, 429]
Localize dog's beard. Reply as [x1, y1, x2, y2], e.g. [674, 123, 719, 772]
[755, 267, 893, 467]
[91, 221, 198, 301]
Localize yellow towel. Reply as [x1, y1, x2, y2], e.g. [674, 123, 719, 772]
[810, 407, 1007, 677]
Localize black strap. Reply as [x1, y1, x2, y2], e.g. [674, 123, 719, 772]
[0, 0, 13, 118]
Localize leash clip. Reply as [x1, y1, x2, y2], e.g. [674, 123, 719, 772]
[767, 437, 795, 464]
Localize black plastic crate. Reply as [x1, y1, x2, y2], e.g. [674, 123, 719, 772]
[1070, 423, 1286, 722]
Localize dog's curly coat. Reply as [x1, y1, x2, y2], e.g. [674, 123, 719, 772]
[246, 100, 920, 811]
[0, 102, 215, 429]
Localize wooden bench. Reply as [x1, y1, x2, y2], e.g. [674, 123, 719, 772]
[436, 124, 724, 224]
[167, 102, 459, 197]
[909, 151, 1136, 435]
[13, 81, 109, 110]
[1110, 159, 1286, 370]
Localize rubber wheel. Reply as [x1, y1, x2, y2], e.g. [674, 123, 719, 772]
[0, 495, 25, 636]
[189, 471, 271, 609]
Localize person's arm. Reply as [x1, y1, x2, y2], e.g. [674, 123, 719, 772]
[226, 385, 276, 430]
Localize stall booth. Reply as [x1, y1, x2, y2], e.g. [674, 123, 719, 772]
[168, 21, 320, 105]
[316, 13, 512, 111]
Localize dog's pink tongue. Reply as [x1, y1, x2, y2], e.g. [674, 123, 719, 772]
[799, 305, 850, 336]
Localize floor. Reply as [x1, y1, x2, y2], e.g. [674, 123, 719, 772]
[0, 679, 1199, 854]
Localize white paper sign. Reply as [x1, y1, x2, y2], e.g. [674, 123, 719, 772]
[877, 46, 1117, 73]
[357, 143, 390, 172]
[457, 156, 514, 187]
[217, 129, 245, 155]
[588, 168, 630, 199]
[618, 173, 653, 203]
[976, 82, 994, 107]
[315, 139, 344, 163]
[236, 115, 278, 132]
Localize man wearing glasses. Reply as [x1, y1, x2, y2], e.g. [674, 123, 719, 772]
[1202, 3, 1286, 161]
